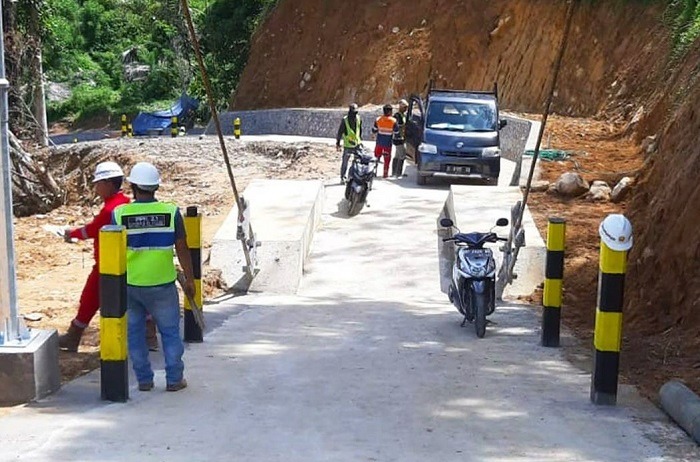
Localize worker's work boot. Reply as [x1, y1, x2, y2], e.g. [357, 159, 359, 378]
[146, 318, 159, 352]
[58, 323, 85, 352]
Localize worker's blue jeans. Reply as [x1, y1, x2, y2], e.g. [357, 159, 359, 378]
[127, 283, 184, 386]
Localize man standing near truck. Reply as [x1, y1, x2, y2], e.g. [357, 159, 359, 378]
[335, 103, 362, 184]
[372, 104, 398, 179]
[392, 99, 409, 177]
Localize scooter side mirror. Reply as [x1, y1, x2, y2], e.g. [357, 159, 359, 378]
[496, 218, 509, 227]
[440, 218, 454, 227]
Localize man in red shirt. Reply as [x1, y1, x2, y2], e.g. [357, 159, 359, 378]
[58, 161, 132, 352]
[372, 104, 398, 178]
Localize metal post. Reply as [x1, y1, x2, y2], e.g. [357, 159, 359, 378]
[591, 215, 632, 405]
[99, 225, 129, 402]
[542, 217, 566, 347]
[183, 206, 203, 343]
[0, 2, 19, 344]
[234, 117, 241, 139]
[171, 116, 178, 138]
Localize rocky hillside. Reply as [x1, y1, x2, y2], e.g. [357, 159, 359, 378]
[234, 0, 700, 386]
[234, 0, 667, 120]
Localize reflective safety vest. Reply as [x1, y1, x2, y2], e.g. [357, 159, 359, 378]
[343, 116, 362, 148]
[113, 201, 178, 287]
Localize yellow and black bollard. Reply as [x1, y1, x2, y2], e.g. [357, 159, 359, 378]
[183, 206, 203, 342]
[99, 225, 129, 402]
[233, 117, 241, 139]
[591, 214, 632, 405]
[127, 123, 133, 138]
[542, 217, 566, 347]
[121, 114, 128, 137]
[171, 116, 178, 138]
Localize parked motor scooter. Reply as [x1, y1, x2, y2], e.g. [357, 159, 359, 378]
[345, 145, 378, 216]
[440, 217, 509, 338]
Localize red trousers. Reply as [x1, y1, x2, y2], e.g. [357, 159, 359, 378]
[75, 265, 100, 327]
[374, 145, 391, 178]
[73, 265, 152, 328]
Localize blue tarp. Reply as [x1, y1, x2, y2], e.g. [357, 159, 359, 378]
[132, 94, 199, 136]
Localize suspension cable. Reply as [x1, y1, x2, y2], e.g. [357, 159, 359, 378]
[179, 0, 254, 277]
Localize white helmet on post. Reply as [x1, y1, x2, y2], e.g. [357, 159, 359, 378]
[92, 161, 124, 183]
[127, 162, 160, 191]
[599, 214, 633, 251]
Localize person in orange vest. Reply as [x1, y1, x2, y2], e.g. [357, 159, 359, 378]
[372, 104, 399, 178]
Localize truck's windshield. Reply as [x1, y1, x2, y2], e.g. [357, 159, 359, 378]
[426, 101, 497, 132]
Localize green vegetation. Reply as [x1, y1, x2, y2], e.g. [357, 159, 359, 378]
[19, 0, 276, 126]
[671, 0, 700, 54]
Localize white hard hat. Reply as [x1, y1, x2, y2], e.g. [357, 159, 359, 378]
[93, 161, 124, 183]
[599, 214, 633, 251]
[127, 162, 160, 189]
[398, 99, 408, 106]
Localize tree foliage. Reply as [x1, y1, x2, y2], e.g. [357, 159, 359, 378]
[2, 0, 276, 128]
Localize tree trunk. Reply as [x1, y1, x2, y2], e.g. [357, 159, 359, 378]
[8, 130, 61, 216]
[29, 1, 48, 147]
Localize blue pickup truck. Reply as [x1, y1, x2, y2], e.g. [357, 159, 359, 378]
[404, 85, 507, 185]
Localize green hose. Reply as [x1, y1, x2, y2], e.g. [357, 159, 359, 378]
[523, 149, 570, 161]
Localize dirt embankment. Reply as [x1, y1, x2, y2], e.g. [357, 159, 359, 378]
[234, 0, 667, 119]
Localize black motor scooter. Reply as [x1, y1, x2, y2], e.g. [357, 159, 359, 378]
[345, 145, 378, 216]
[440, 217, 509, 338]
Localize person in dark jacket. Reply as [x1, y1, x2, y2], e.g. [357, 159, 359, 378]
[392, 99, 409, 177]
[335, 103, 362, 183]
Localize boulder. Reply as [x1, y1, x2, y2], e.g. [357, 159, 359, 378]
[526, 180, 550, 192]
[587, 180, 611, 202]
[611, 176, 634, 203]
[554, 172, 589, 197]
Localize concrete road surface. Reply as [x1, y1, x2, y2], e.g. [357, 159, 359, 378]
[0, 173, 698, 461]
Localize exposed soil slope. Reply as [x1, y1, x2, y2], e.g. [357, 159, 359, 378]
[235, 0, 667, 119]
[234, 0, 700, 397]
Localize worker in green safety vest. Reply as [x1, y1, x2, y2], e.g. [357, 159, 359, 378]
[335, 103, 362, 184]
[112, 161, 195, 392]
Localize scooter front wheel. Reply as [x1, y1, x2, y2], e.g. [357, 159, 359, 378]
[347, 189, 365, 216]
[474, 292, 487, 338]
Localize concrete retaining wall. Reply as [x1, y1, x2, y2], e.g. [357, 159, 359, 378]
[210, 180, 325, 294]
[210, 108, 531, 157]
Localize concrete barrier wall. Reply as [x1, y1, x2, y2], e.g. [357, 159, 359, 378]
[448, 185, 546, 299]
[210, 180, 325, 294]
[437, 190, 457, 295]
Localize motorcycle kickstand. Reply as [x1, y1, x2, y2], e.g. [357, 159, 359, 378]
[461, 315, 468, 327]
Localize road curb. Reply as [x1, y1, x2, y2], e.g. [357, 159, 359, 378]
[659, 380, 700, 444]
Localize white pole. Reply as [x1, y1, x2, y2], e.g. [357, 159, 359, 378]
[0, 2, 20, 342]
